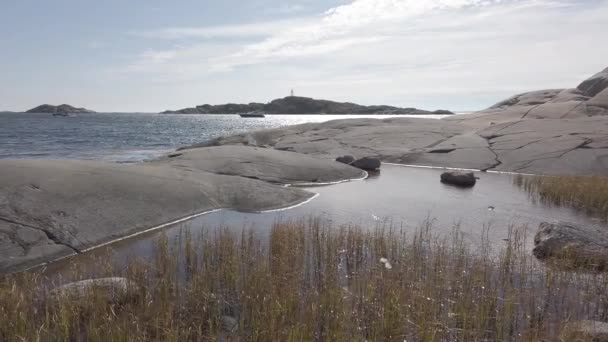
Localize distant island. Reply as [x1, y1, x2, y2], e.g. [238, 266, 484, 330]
[161, 96, 453, 115]
[25, 104, 96, 114]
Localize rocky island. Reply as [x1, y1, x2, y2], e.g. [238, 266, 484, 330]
[25, 104, 96, 114]
[161, 95, 453, 115]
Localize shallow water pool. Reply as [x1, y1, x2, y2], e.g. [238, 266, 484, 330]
[41, 164, 603, 277]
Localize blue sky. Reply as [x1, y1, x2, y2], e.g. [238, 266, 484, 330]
[1, 0, 607, 112]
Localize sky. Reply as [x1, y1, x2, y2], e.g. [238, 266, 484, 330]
[1, 0, 607, 112]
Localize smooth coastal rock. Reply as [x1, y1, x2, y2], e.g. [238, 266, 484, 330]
[440, 171, 476, 187]
[446, 67, 608, 124]
[533, 222, 608, 271]
[153, 145, 366, 185]
[0, 159, 316, 273]
[0, 144, 369, 273]
[194, 117, 608, 175]
[50, 277, 138, 305]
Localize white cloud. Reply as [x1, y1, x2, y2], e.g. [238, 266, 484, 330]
[134, 18, 310, 40]
[116, 0, 608, 110]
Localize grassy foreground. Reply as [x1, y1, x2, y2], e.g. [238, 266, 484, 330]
[515, 174, 608, 221]
[1, 219, 607, 341]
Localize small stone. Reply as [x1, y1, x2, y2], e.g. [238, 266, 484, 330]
[440, 171, 476, 187]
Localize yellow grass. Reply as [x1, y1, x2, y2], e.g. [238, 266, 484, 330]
[515, 174, 608, 221]
[0, 218, 605, 341]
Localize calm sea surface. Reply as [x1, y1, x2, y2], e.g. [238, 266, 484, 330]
[0, 112, 447, 162]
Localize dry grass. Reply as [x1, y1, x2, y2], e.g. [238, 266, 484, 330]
[515, 174, 608, 221]
[0, 218, 606, 341]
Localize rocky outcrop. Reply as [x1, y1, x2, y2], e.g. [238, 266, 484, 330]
[161, 96, 453, 115]
[533, 222, 608, 271]
[449, 67, 608, 123]
[183, 111, 608, 175]
[440, 171, 476, 187]
[25, 104, 95, 114]
[578, 67, 608, 97]
[0, 158, 319, 273]
[0, 145, 371, 273]
[152, 145, 366, 185]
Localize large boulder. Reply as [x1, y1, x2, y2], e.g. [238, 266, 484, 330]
[351, 157, 381, 171]
[440, 171, 476, 187]
[533, 222, 608, 271]
[50, 277, 139, 305]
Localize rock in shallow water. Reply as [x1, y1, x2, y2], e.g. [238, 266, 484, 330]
[440, 171, 476, 187]
[351, 157, 381, 171]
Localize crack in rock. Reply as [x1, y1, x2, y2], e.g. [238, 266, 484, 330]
[481, 146, 502, 172]
[429, 149, 456, 154]
[520, 104, 542, 119]
[510, 140, 594, 172]
[0, 216, 81, 254]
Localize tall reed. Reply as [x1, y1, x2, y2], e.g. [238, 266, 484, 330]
[515, 174, 608, 221]
[0, 218, 605, 341]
